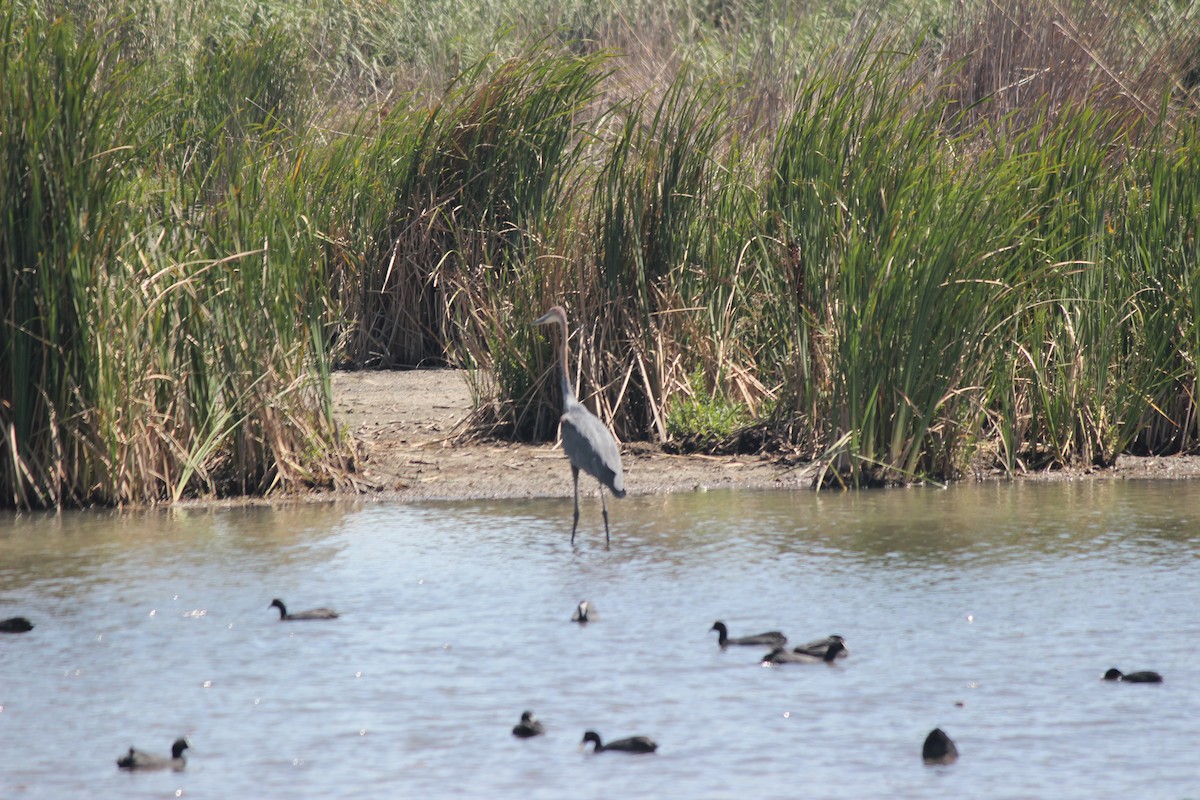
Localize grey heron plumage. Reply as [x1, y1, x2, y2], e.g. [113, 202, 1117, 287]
[535, 306, 626, 545]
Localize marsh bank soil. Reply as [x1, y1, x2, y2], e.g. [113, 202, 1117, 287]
[331, 369, 808, 500]
[329, 369, 1200, 502]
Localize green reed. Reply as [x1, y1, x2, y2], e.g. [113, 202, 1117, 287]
[0, 8, 129, 506]
[5, 0, 1200, 509]
[1, 6, 346, 508]
[1108, 122, 1200, 456]
[330, 45, 608, 376]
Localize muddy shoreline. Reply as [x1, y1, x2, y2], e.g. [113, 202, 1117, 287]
[289, 369, 1200, 505]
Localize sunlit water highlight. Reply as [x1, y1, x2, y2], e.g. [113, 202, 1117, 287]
[1, 481, 1197, 798]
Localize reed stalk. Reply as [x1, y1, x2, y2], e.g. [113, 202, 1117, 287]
[4, 0, 1200, 508]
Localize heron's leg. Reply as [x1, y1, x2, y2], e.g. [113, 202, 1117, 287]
[571, 466, 581, 544]
[600, 486, 610, 547]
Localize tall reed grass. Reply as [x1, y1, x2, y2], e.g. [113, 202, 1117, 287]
[5, 0, 1200, 508]
[2, 5, 345, 508]
[435, 1, 1200, 485]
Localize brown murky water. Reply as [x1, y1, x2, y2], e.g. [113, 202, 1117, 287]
[1, 481, 1197, 798]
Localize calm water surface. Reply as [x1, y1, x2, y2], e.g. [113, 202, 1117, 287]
[1, 481, 1198, 798]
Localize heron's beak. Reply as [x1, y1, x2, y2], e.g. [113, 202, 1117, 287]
[534, 312, 553, 325]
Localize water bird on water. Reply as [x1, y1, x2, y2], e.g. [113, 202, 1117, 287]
[762, 640, 846, 665]
[512, 711, 545, 738]
[710, 621, 786, 648]
[1103, 667, 1163, 683]
[0, 616, 33, 633]
[571, 601, 594, 623]
[792, 634, 848, 659]
[116, 738, 189, 770]
[922, 728, 958, 764]
[580, 730, 657, 754]
[269, 598, 339, 621]
[534, 305, 626, 546]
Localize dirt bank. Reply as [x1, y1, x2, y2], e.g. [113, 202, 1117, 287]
[327, 369, 1200, 502]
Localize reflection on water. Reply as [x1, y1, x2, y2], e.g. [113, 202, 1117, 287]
[1, 481, 1197, 798]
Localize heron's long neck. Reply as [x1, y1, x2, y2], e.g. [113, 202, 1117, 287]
[556, 322, 578, 407]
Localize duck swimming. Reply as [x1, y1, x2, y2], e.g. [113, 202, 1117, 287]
[711, 621, 786, 647]
[269, 598, 338, 621]
[1103, 667, 1163, 683]
[571, 601, 594, 623]
[512, 711, 545, 738]
[792, 634, 848, 659]
[922, 728, 958, 764]
[580, 730, 657, 754]
[763, 640, 846, 665]
[116, 738, 189, 770]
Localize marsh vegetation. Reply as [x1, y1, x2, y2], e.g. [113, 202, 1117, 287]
[3, 0, 1200, 507]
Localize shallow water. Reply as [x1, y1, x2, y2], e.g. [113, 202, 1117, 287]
[1, 481, 1198, 798]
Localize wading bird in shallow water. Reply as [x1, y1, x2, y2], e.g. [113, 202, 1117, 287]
[116, 738, 189, 770]
[580, 730, 657, 754]
[534, 305, 626, 546]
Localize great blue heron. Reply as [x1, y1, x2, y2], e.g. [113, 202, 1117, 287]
[534, 305, 626, 545]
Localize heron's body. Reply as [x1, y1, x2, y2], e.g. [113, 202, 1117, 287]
[561, 405, 625, 499]
[535, 306, 626, 545]
[117, 738, 189, 770]
[270, 598, 338, 621]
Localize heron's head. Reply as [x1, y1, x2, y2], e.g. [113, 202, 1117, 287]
[534, 306, 567, 327]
